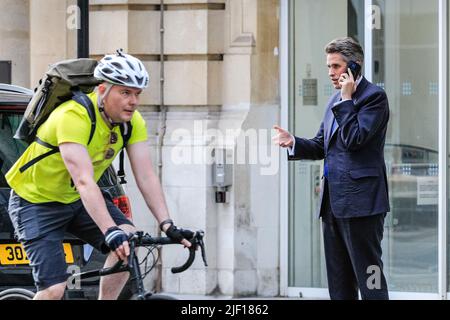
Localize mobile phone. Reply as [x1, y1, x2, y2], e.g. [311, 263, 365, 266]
[347, 60, 362, 79]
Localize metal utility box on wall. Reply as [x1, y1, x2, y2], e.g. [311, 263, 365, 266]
[212, 149, 232, 203]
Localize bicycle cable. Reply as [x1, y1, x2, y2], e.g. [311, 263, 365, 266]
[131, 245, 160, 282]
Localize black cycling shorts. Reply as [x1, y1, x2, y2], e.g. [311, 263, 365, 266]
[8, 190, 134, 291]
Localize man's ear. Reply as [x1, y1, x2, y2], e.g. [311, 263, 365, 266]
[98, 83, 107, 95]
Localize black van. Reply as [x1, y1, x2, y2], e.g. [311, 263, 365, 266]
[0, 84, 133, 299]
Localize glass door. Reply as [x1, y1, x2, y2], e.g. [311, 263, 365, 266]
[289, 0, 349, 290]
[288, 0, 441, 296]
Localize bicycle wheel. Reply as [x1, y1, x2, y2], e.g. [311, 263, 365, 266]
[130, 292, 178, 300]
[0, 288, 35, 300]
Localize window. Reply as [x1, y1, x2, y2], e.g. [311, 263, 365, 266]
[0, 61, 12, 84]
[0, 113, 28, 187]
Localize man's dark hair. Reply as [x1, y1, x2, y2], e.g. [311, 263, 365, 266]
[325, 37, 364, 64]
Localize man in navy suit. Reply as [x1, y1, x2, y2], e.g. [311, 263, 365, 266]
[274, 37, 390, 300]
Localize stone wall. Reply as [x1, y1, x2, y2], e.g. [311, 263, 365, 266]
[0, 0, 30, 87]
[24, 0, 281, 297]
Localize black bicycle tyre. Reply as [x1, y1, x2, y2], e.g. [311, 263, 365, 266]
[0, 288, 35, 300]
[146, 293, 177, 300]
[130, 292, 178, 300]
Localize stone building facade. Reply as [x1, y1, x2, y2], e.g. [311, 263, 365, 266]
[0, 0, 281, 297]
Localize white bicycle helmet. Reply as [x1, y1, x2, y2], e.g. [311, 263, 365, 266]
[94, 49, 149, 89]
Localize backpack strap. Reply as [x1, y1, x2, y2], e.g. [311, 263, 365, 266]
[19, 91, 97, 173]
[117, 121, 133, 184]
[72, 89, 96, 145]
[19, 138, 60, 173]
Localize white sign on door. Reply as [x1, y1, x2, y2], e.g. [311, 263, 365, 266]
[417, 177, 438, 206]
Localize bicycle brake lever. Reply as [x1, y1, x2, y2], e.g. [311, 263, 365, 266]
[200, 240, 208, 267]
[195, 231, 208, 267]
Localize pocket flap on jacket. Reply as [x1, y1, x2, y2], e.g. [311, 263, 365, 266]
[349, 168, 380, 179]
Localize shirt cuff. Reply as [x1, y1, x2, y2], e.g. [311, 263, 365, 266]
[287, 135, 296, 156]
[338, 97, 352, 102]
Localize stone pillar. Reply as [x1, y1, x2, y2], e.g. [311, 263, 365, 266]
[0, 0, 30, 87]
[158, 0, 225, 295]
[218, 0, 281, 297]
[29, 0, 77, 86]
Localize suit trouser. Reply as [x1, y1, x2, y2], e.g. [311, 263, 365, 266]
[321, 180, 389, 300]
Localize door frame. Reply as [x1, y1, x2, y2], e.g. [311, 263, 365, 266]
[438, 0, 448, 300]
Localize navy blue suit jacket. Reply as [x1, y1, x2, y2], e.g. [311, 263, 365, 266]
[289, 77, 390, 218]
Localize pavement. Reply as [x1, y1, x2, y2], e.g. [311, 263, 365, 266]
[161, 293, 316, 300]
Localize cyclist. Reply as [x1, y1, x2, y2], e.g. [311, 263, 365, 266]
[6, 50, 191, 300]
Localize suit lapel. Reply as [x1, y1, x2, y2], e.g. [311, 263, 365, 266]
[329, 101, 340, 140]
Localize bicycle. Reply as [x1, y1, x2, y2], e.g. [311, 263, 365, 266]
[72, 229, 208, 300]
